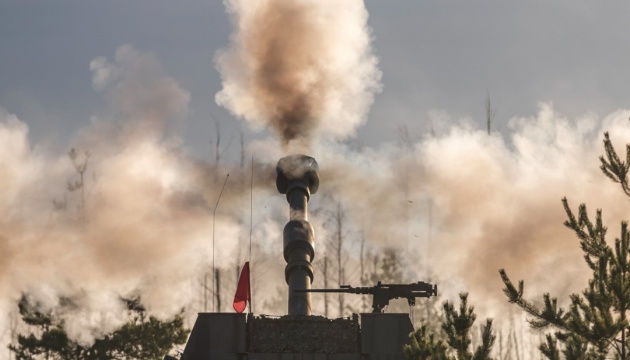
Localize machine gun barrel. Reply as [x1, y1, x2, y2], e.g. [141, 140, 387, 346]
[295, 281, 438, 313]
[299, 288, 352, 293]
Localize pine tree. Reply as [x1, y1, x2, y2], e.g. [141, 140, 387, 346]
[404, 324, 450, 360]
[9, 295, 188, 360]
[500, 132, 630, 359]
[404, 293, 495, 360]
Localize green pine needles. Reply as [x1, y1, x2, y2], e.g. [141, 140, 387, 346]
[9, 295, 189, 360]
[500, 131, 630, 360]
[404, 293, 495, 360]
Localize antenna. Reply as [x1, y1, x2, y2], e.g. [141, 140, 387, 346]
[212, 173, 229, 312]
[249, 157, 254, 313]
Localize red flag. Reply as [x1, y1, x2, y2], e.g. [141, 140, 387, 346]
[233, 262, 250, 313]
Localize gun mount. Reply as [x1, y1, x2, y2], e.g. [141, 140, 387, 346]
[297, 281, 438, 313]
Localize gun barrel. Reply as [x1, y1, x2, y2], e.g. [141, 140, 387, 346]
[294, 289, 350, 293]
[277, 155, 319, 315]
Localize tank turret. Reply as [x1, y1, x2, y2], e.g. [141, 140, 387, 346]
[176, 155, 431, 360]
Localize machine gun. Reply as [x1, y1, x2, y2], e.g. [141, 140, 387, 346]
[296, 281, 437, 313]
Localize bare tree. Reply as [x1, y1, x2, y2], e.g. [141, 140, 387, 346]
[67, 149, 90, 211]
[333, 202, 347, 317]
[239, 129, 245, 170]
[53, 148, 91, 225]
[215, 269, 221, 312]
[485, 91, 497, 135]
[396, 124, 413, 150]
[209, 118, 235, 166]
[359, 233, 369, 312]
[323, 255, 329, 317]
[212, 120, 221, 165]
[310, 195, 348, 317]
[396, 124, 415, 251]
[202, 270, 211, 312]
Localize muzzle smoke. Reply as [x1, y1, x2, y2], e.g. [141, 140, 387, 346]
[215, 0, 381, 150]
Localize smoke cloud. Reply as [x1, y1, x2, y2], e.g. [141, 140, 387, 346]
[215, 0, 381, 150]
[3, 44, 630, 356]
[0, 45, 274, 350]
[306, 104, 630, 316]
[3, 2, 630, 358]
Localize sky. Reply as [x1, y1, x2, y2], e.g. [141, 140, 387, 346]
[2, 1, 630, 357]
[2, 1, 629, 157]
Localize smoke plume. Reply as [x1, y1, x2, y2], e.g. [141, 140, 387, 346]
[3, 3, 630, 358]
[215, 0, 381, 150]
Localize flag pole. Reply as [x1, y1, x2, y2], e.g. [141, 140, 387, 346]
[247, 261, 251, 314]
[248, 157, 254, 314]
